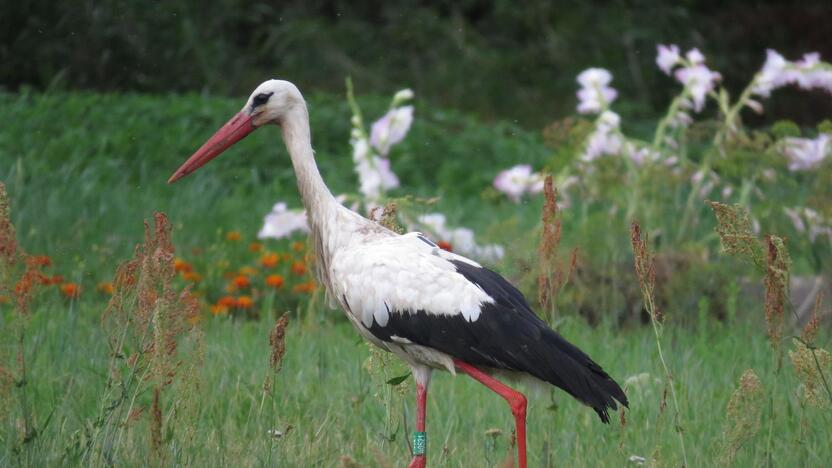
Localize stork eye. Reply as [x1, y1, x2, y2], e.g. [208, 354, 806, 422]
[251, 92, 273, 108]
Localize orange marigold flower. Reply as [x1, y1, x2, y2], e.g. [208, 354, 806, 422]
[15, 278, 33, 297]
[291, 261, 307, 276]
[249, 242, 263, 252]
[236, 295, 253, 309]
[211, 304, 229, 315]
[226, 231, 242, 241]
[33, 271, 51, 285]
[49, 274, 64, 285]
[292, 281, 316, 294]
[239, 266, 258, 277]
[183, 271, 203, 283]
[292, 241, 305, 252]
[260, 253, 280, 268]
[265, 274, 285, 289]
[217, 296, 237, 308]
[97, 282, 114, 295]
[437, 241, 453, 252]
[60, 283, 81, 299]
[174, 258, 192, 273]
[233, 275, 250, 289]
[29, 255, 52, 267]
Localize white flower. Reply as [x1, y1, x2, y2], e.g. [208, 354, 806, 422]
[493, 165, 545, 202]
[752, 49, 790, 97]
[375, 157, 400, 190]
[627, 145, 661, 166]
[257, 202, 310, 240]
[370, 106, 414, 155]
[656, 44, 681, 75]
[576, 68, 618, 114]
[352, 136, 371, 162]
[582, 111, 623, 161]
[674, 64, 721, 112]
[354, 156, 400, 200]
[753, 49, 832, 98]
[781, 134, 830, 171]
[686, 48, 705, 65]
[352, 125, 401, 202]
[414, 213, 504, 262]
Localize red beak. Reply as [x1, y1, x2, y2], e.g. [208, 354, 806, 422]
[168, 112, 255, 184]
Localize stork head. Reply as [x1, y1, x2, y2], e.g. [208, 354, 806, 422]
[168, 79, 304, 184]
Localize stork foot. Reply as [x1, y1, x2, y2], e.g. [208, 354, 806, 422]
[408, 455, 426, 468]
[453, 359, 528, 468]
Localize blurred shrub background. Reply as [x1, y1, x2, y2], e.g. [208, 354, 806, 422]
[3, 1, 831, 126]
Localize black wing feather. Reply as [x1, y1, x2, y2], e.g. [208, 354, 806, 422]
[367, 260, 628, 423]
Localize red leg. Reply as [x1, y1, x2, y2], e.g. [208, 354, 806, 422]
[454, 359, 527, 468]
[409, 367, 431, 468]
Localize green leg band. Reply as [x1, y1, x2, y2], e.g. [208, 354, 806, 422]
[412, 431, 427, 456]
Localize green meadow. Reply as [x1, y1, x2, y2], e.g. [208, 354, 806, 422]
[1, 91, 830, 467]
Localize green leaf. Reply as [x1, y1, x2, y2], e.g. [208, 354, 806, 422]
[386, 373, 411, 386]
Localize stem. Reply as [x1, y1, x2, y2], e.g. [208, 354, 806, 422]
[646, 295, 689, 466]
[345, 77, 365, 135]
[345, 76, 389, 206]
[632, 225, 688, 466]
[675, 81, 756, 242]
[652, 92, 687, 149]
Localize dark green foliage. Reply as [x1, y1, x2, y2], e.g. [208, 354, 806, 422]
[0, 91, 547, 271]
[2, 1, 831, 126]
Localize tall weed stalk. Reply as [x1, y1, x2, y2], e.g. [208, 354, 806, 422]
[630, 221, 688, 466]
[537, 175, 577, 322]
[72, 213, 203, 466]
[709, 201, 831, 463]
[0, 182, 50, 462]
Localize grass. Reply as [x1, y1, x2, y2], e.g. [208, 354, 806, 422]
[1, 91, 830, 466]
[5, 294, 830, 467]
[0, 90, 548, 274]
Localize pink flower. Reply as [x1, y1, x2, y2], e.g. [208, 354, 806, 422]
[781, 134, 830, 171]
[370, 106, 414, 155]
[576, 68, 618, 114]
[752, 49, 790, 97]
[753, 49, 832, 98]
[675, 64, 721, 112]
[656, 44, 681, 75]
[628, 146, 661, 166]
[686, 48, 705, 65]
[355, 156, 400, 199]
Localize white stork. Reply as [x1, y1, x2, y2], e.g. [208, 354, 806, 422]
[169, 80, 628, 468]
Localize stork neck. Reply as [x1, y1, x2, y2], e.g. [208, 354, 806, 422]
[281, 106, 337, 225]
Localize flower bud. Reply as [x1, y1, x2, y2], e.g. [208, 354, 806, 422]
[393, 88, 414, 105]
